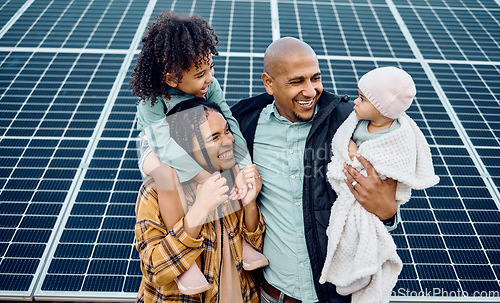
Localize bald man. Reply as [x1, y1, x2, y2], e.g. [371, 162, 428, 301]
[232, 37, 398, 303]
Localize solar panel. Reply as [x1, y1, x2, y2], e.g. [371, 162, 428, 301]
[0, 0, 499, 301]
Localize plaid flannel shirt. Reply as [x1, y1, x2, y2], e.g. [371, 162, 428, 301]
[135, 177, 264, 303]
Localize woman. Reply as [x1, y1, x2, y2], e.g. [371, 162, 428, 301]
[135, 99, 264, 303]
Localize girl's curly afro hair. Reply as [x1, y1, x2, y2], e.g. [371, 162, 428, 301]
[130, 11, 219, 105]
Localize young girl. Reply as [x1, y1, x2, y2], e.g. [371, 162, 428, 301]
[135, 100, 264, 302]
[130, 11, 267, 295]
[319, 67, 439, 302]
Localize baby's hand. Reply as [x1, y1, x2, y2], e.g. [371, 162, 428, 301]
[348, 140, 358, 160]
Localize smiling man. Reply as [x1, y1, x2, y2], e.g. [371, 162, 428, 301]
[260, 38, 322, 123]
[232, 37, 398, 303]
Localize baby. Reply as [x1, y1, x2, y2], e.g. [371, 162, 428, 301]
[320, 67, 439, 303]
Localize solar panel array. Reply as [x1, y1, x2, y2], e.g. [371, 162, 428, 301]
[0, 0, 499, 301]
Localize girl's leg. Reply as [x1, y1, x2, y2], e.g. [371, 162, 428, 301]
[235, 207, 269, 271]
[143, 152, 210, 295]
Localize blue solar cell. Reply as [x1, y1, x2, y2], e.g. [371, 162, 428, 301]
[124, 276, 142, 292]
[455, 265, 496, 280]
[48, 259, 89, 275]
[398, 264, 417, 280]
[127, 260, 141, 276]
[82, 275, 124, 292]
[59, 229, 99, 244]
[396, 249, 411, 263]
[449, 249, 489, 265]
[88, 259, 128, 275]
[0, 258, 40, 276]
[107, 204, 135, 216]
[0, 202, 27, 214]
[13, 229, 52, 244]
[6, 244, 45, 258]
[402, 222, 440, 235]
[433, 210, 470, 222]
[71, 203, 107, 216]
[19, 215, 57, 229]
[65, 216, 103, 229]
[80, 180, 114, 191]
[417, 264, 456, 280]
[439, 222, 476, 235]
[412, 249, 451, 264]
[444, 235, 482, 249]
[98, 230, 134, 244]
[31, 191, 67, 203]
[407, 235, 445, 249]
[401, 209, 435, 222]
[0, 229, 15, 242]
[41, 274, 84, 291]
[0, 215, 22, 228]
[102, 217, 135, 230]
[54, 244, 94, 259]
[475, 223, 500, 236]
[0, 274, 33, 291]
[92, 244, 131, 259]
[469, 210, 500, 223]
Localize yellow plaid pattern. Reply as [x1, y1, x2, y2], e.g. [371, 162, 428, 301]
[135, 177, 264, 302]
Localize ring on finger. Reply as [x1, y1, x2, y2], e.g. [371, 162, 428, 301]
[256, 175, 261, 179]
[351, 180, 358, 188]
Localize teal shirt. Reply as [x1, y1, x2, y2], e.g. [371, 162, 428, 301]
[253, 102, 319, 302]
[136, 78, 251, 182]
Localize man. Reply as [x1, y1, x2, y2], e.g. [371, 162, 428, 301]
[231, 37, 398, 302]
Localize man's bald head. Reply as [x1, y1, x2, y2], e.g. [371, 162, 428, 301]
[263, 37, 317, 76]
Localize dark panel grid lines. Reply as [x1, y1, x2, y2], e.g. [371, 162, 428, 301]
[40, 137, 142, 294]
[0, 136, 86, 293]
[0, 51, 125, 139]
[0, 0, 500, 301]
[397, 4, 500, 62]
[0, 0, 149, 50]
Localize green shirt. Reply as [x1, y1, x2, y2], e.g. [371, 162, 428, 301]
[136, 78, 251, 182]
[253, 102, 319, 302]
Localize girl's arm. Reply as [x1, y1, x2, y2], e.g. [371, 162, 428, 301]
[137, 99, 206, 183]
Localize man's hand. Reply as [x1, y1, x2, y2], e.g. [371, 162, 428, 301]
[344, 154, 397, 220]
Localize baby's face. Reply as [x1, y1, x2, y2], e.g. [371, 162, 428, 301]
[353, 89, 381, 121]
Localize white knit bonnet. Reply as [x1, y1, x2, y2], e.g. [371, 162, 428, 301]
[358, 66, 416, 119]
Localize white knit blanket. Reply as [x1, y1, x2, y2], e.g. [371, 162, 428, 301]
[319, 112, 439, 303]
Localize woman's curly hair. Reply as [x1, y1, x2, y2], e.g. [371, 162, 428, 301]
[130, 11, 219, 106]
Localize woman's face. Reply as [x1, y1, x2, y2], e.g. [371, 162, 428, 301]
[192, 110, 235, 171]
